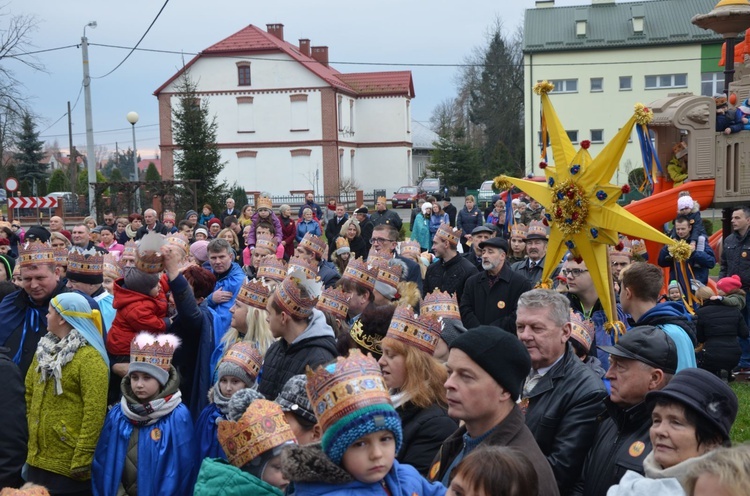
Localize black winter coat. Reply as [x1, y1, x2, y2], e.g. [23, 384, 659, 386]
[455, 206, 484, 237]
[459, 263, 531, 331]
[397, 402, 457, 476]
[325, 215, 349, 253]
[0, 347, 26, 488]
[696, 299, 749, 372]
[424, 254, 478, 303]
[135, 221, 169, 240]
[524, 347, 608, 495]
[720, 229, 750, 288]
[443, 203, 457, 227]
[571, 400, 652, 496]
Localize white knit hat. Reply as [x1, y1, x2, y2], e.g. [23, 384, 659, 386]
[677, 196, 694, 211]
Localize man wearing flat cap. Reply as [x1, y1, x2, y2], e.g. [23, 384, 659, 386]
[428, 326, 560, 495]
[459, 236, 531, 331]
[354, 206, 374, 253]
[462, 225, 493, 272]
[571, 325, 678, 496]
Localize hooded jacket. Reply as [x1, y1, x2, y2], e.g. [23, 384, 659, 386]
[107, 278, 169, 356]
[397, 402, 457, 476]
[696, 298, 749, 372]
[0, 347, 26, 488]
[257, 309, 337, 400]
[194, 458, 283, 496]
[633, 302, 697, 371]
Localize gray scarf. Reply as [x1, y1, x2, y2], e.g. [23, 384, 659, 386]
[36, 328, 87, 395]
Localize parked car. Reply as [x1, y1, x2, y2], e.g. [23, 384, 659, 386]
[418, 177, 445, 199]
[478, 180, 496, 203]
[391, 186, 423, 208]
[0, 189, 6, 204]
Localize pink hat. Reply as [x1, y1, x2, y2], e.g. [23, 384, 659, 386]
[190, 240, 209, 263]
[716, 275, 742, 294]
[677, 196, 694, 211]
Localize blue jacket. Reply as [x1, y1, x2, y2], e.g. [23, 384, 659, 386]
[569, 294, 629, 370]
[295, 219, 322, 242]
[634, 302, 697, 372]
[194, 403, 227, 472]
[207, 263, 246, 373]
[657, 235, 715, 285]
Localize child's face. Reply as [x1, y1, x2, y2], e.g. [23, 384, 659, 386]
[284, 411, 320, 446]
[130, 371, 161, 402]
[195, 232, 207, 241]
[258, 208, 271, 218]
[678, 207, 692, 216]
[341, 430, 396, 484]
[219, 376, 246, 397]
[261, 454, 289, 491]
[668, 287, 682, 301]
[448, 472, 486, 496]
[164, 220, 174, 229]
[102, 275, 115, 294]
[203, 207, 210, 215]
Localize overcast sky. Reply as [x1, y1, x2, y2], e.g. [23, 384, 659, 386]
[10, 0, 584, 159]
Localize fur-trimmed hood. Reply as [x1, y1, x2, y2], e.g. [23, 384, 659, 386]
[281, 443, 353, 485]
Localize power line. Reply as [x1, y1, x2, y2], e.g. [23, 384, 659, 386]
[39, 83, 84, 134]
[4, 44, 78, 58]
[92, 0, 171, 79]
[40, 123, 159, 139]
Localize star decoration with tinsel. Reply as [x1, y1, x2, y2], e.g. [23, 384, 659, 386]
[494, 81, 676, 335]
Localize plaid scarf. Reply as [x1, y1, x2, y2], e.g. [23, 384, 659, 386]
[121, 390, 182, 427]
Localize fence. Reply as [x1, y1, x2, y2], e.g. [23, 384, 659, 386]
[246, 192, 375, 214]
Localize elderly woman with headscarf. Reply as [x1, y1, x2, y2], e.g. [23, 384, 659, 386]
[24, 292, 109, 492]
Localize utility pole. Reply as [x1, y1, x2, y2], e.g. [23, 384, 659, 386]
[81, 22, 97, 218]
[67, 101, 78, 199]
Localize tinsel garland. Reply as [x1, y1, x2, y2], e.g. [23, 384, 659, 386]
[668, 240, 692, 262]
[533, 80, 555, 95]
[551, 179, 589, 236]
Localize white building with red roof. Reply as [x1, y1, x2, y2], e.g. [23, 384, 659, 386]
[154, 23, 415, 197]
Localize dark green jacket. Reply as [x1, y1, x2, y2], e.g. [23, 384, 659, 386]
[194, 458, 283, 496]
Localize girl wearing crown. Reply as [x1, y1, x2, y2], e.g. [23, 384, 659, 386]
[92, 332, 195, 496]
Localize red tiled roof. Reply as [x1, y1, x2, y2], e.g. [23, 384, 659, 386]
[57, 156, 84, 165]
[138, 159, 162, 174]
[338, 72, 414, 97]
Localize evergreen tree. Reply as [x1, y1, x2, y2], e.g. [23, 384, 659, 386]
[14, 113, 47, 194]
[47, 168, 70, 192]
[429, 127, 482, 190]
[228, 183, 247, 210]
[172, 73, 226, 211]
[145, 162, 161, 181]
[109, 167, 125, 182]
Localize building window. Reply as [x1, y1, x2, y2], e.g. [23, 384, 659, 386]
[349, 100, 355, 134]
[590, 78, 603, 92]
[619, 76, 632, 91]
[350, 150, 355, 181]
[237, 96, 254, 133]
[290, 94, 308, 131]
[566, 130, 579, 144]
[645, 74, 687, 89]
[549, 79, 578, 93]
[590, 129, 604, 143]
[701, 72, 724, 96]
[237, 64, 251, 86]
[407, 100, 411, 133]
[339, 148, 345, 179]
[337, 96, 343, 131]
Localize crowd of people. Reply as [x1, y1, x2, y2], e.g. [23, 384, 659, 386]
[0, 190, 749, 496]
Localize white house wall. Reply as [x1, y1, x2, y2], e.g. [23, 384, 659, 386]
[352, 96, 410, 143]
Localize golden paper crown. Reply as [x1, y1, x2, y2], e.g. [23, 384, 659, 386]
[375, 259, 402, 292]
[217, 399, 296, 468]
[569, 309, 595, 351]
[387, 305, 442, 355]
[316, 286, 351, 321]
[510, 223, 528, 239]
[366, 248, 387, 265]
[103, 254, 124, 279]
[349, 320, 384, 356]
[135, 232, 166, 273]
[342, 256, 378, 292]
[335, 237, 350, 252]
[420, 289, 461, 321]
[305, 350, 391, 431]
[526, 220, 549, 240]
[399, 241, 421, 256]
[256, 233, 277, 254]
[221, 342, 263, 381]
[299, 232, 327, 258]
[130, 332, 179, 371]
[19, 242, 55, 268]
[257, 196, 273, 210]
[166, 232, 190, 256]
[609, 236, 633, 257]
[257, 255, 288, 282]
[434, 223, 462, 245]
[67, 249, 103, 280]
[287, 255, 318, 281]
[237, 278, 271, 310]
[122, 240, 137, 258]
[275, 274, 319, 320]
[53, 248, 69, 267]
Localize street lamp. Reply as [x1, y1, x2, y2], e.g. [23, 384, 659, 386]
[126, 111, 141, 212]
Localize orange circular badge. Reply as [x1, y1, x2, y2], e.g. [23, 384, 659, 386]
[497, 301, 506, 309]
[150, 428, 162, 442]
[628, 441, 645, 457]
[743, 252, 748, 258]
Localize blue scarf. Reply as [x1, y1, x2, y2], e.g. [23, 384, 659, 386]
[0, 289, 49, 365]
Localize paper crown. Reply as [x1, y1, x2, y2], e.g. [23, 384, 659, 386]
[217, 399, 296, 468]
[375, 259, 402, 292]
[342, 256, 378, 292]
[316, 286, 351, 321]
[287, 255, 319, 281]
[53, 248, 69, 266]
[526, 220, 549, 240]
[256, 196, 273, 210]
[221, 342, 263, 382]
[257, 255, 288, 282]
[335, 237, 350, 254]
[434, 223, 462, 245]
[306, 349, 392, 432]
[256, 233, 278, 253]
[166, 232, 190, 256]
[510, 223, 528, 239]
[122, 240, 137, 259]
[569, 309, 595, 352]
[631, 238, 648, 256]
[19, 242, 55, 267]
[274, 272, 322, 320]
[420, 289, 461, 321]
[103, 254, 124, 279]
[130, 332, 179, 372]
[366, 248, 387, 265]
[135, 232, 166, 274]
[377, 196, 387, 204]
[399, 240, 421, 256]
[349, 319, 384, 356]
[609, 236, 633, 257]
[67, 249, 103, 284]
[387, 306, 442, 355]
[299, 233, 327, 259]
[162, 211, 176, 221]
[237, 278, 271, 310]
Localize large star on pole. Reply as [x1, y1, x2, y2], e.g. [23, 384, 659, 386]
[495, 81, 675, 331]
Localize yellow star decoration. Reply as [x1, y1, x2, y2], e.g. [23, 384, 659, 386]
[494, 81, 676, 335]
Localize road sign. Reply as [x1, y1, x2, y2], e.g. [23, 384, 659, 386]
[5, 177, 18, 192]
[8, 196, 59, 209]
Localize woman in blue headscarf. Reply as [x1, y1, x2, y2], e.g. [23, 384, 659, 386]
[25, 292, 110, 492]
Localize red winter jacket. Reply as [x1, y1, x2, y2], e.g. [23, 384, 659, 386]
[106, 278, 169, 356]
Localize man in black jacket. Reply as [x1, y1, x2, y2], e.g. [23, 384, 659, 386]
[459, 237, 531, 331]
[517, 289, 608, 495]
[720, 206, 750, 372]
[354, 207, 374, 253]
[0, 347, 26, 488]
[442, 196, 457, 227]
[424, 223, 477, 302]
[370, 196, 402, 232]
[571, 326, 677, 496]
[324, 204, 348, 257]
[135, 208, 169, 240]
[462, 225, 493, 272]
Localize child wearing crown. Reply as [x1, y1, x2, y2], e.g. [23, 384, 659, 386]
[246, 196, 283, 248]
[194, 342, 263, 464]
[281, 351, 447, 495]
[92, 333, 195, 496]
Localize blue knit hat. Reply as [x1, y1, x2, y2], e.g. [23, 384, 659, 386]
[306, 350, 403, 465]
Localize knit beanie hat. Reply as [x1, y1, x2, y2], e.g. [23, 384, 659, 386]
[668, 280, 680, 290]
[194, 227, 209, 238]
[216, 342, 263, 387]
[123, 266, 160, 296]
[275, 374, 317, 425]
[190, 240, 209, 263]
[450, 326, 531, 401]
[677, 195, 694, 211]
[440, 319, 467, 347]
[306, 350, 403, 465]
[227, 387, 265, 421]
[716, 275, 742, 294]
[185, 209, 198, 220]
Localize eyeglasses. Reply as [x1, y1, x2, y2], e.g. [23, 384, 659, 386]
[611, 261, 630, 268]
[370, 237, 393, 245]
[561, 268, 589, 278]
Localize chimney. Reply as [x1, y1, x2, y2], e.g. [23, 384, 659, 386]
[299, 38, 311, 57]
[535, 0, 554, 7]
[266, 23, 284, 41]
[311, 46, 329, 67]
